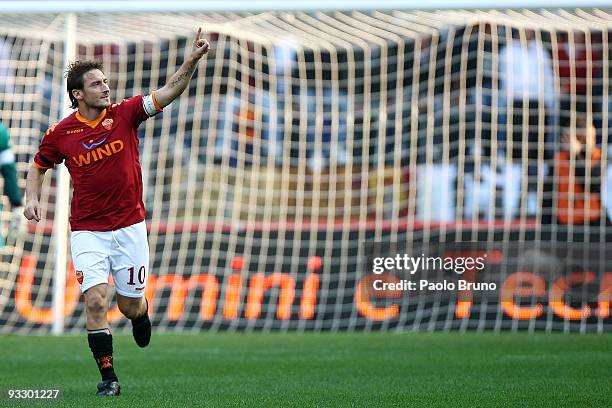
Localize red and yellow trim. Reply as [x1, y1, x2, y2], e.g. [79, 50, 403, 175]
[75, 109, 107, 129]
[33, 161, 51, 171]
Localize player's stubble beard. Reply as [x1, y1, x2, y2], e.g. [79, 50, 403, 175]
[85, 92, 111, 112]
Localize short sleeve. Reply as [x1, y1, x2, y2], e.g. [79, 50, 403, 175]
[34, 125, 63, 169]
[0, 123, 10, 151]
[116, 93, 162, 127]
[0, 123, 14, 166]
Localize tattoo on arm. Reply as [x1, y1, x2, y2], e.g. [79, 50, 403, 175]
[169, 59, 198, 88]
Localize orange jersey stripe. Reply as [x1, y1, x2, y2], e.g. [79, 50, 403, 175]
[151, 91, 162, 112]
[75, 109, 107, 129]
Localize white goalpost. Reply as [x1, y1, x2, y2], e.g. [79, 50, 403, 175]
[0, 3, 611, 334]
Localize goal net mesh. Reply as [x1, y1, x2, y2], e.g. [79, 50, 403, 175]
[0, 9, 611, 333]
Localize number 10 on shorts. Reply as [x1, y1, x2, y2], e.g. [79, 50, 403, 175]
[127, 266, 146, 285]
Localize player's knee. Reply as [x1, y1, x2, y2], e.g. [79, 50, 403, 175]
[86, 293, 107, 315]
[118, 302, 139, 319]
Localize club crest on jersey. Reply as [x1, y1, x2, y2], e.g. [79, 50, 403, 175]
[102, 118, 113, 130]
[76, 271, 84, 285]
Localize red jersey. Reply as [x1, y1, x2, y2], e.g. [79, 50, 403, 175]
[554, 149, 603, 225]
[557, 45, 601, 95]
[34, 94, 161, 231]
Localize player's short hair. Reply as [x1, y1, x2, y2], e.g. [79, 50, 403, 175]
[65, 60, 104, 109]
[560, 113, 592, 131]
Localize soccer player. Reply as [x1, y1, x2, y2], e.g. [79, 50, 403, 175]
[23, 28, 210, 396]
[554, 115, 608, 226]
[0, 121, 24, 246]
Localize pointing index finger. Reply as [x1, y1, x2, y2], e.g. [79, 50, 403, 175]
[196, 27, 201, 41]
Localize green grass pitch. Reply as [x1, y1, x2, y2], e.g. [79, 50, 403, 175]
[1, 332, 610, 407]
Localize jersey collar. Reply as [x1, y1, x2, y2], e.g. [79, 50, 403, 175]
[76, 109, 107, 129]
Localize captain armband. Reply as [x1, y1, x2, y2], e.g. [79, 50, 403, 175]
[142, 93, 163, 117]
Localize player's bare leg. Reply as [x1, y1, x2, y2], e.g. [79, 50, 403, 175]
[117, 294, 151, 348]
[84, 283, 110, 329]
[84, 283, 120, 396]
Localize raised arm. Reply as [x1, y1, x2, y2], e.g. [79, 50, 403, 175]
[154, 27, 210, 109]
[23, 164, 47, 222]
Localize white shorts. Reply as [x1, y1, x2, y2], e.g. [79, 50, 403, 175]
[71, 220, 149, 298]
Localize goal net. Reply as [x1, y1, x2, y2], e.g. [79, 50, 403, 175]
[0, 9, 611, 334]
